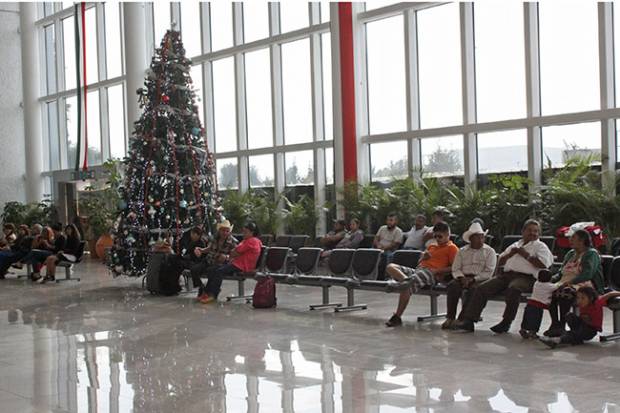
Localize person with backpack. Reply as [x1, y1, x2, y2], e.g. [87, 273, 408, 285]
[198, 222, 262, 304]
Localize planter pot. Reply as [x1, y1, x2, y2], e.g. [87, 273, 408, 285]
[88, 239, 98, 259]
[95, 234, 114, 260]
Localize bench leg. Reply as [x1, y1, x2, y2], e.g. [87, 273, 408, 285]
[226, 280, 253, 303]
[600, 310, 620, 342]
[309, 286, 342, 310]
[334, 289, 366, 313]
[417, 294, 447, 322]
[56, 265, 80, 282]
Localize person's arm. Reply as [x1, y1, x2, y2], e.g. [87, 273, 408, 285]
[373, 233, 381, 249]
[527, 242, 553, 269]
[601, 291, 620, 303]
[475, 249, 497, 282]
[349, 231, 364, 249]
[570, 250, 599, 285]
[497, 244, 518, 267]
[451, 250, 464, 279]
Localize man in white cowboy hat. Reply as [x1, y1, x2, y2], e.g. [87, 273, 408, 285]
[441, 220, 497, 330]
[190, 219, 238, 299]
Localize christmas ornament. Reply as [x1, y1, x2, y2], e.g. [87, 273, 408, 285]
[179, 200, 188, 208]
[191, 127, 201, 136]
[161, 94, 170, 104]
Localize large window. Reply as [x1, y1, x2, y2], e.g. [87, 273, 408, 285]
[181, 2, 202, 58]
[285, 151, 314, 186]
[370, 141, 408, 182]
[85, 7, 98, 84]
[478, 130, 528, 174]
[282, 39, 313, 145]
[417, 3, 462, 129]
[474, 2, 526, 122]
[245, 49, 273, 149]
[86, 90, 102, 165]
[280, 2, 309, 33]
[190, 64, 204, 124]
[421, 136, 464, 177]
[65, 96, 78, 167]
[366, 15, 406, 135]
[104, 2, 122, 79]
[63, 16, 76, 91]
[212, 57, 237, 153]
[153, 3, 171, 45]
[244, 2, 269, 43]
[249, 154, 275, 188]
[44, 25, 56, 95]
[108, 84, 126, 159]
[539, 2, 599, 115]
[542, 123, 601, 168]
[210, 2, 233, 51]
[217, 157, 239, 189]
[322, 33, 333, 140]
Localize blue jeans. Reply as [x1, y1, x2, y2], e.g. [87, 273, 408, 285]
[21, 249, 54, 265]
[204, 263, 241, 298]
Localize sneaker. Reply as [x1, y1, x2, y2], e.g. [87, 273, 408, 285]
[385, 314, 403, 327]
[490, 320, 511, 334]
[199, 295, 217, 304]
[37, 275, 54, 284]
[441, 318, 456, 330]
[31, 273, 41, 282]
[543, 324, 565, 338]
[36, 275, 47, 284]
[539, 336, 560, 349]
[519, 329, 537, 340]
[196, 287, 204, 299]
[197, 292, 209, 302]
[454, 319, 475, 332]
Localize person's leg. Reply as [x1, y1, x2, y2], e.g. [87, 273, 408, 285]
[499, 274, 535, 326]
[190, 261, 210, 289]
[461, 276, 510, 323]
[557, 296, 574, 328]
[385, 264, 418, 326]
[44, 255, 58, 277]
[457, 283, 477, 321]
[560, 313, 598, 345]
[520, 305, 543, 336]
[446, 279, 463, 320]
[204, 264, 238, 299]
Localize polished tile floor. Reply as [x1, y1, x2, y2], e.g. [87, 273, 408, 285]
[1, 257, 620, 413]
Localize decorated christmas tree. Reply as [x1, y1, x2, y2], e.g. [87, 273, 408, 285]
[110, 30, 222, 276]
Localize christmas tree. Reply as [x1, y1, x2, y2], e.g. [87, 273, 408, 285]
[110, 30, 222, 276]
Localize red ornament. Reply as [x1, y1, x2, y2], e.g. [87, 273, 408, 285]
[161, 94, 170, 104]
[154, 201, 161, 207]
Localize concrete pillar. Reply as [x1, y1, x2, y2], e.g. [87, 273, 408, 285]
[122, 3, 149, 140]
[20, 2, 43, 202]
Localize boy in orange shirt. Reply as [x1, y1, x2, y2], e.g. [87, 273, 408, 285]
[385, 221, 459, 327]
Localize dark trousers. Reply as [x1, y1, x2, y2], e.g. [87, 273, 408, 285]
[520, 304, 544, 332]
[190, 260, 218, 288]
[204, 264, 240, 298]
[463, 271, 535, 323]
[446, 279, 477, 320]
[560, 313, 597, 344]
[0, 250, 25, 275]
[549, 295, 574, 328]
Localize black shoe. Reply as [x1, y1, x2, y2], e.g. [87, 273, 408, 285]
[196, 286, 204, 298]
[490, 320, 511, 334]
[543, 324, 565, 338]
[539, 337, 559, 349]
[454, 319, 475, 332]
[385, 314, 402, 327]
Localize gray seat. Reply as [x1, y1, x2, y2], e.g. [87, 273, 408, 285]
[392, 250, 422, 269]
[308, 249, 355, 311]
[275, 235, 291, 248]
[294, 248, 322, 275]
[56, 241, 86, 282]
[259, 234, 273, 246]
[359, 235, 375, 249]
[351, 248, 381, 280]
[289, 235, 310, 253]
[262, 247, 290, 274]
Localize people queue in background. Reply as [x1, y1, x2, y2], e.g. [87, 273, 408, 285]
[0, 222, 82, 283]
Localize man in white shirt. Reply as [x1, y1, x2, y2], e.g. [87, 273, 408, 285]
[442, 222, 497, 330]
[403, 214, 429, 250]
[455, 219, 553, 333]
[374, 213, 403, 279]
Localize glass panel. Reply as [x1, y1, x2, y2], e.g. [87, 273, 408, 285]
[322, 33, 333, 140]
[47, 101, 60, 171]
[280, 2, 308, 33]
[217, 157, 238, 189]
[320, 1, 330, 23]
[418, 3, 462, 128]
[542, 122, 601, 168]
[85, 7, 98, 84]
[539, 2, 599, 115]
[421, 135, 464, 177]
[474, 2, 526, 122]
[285, 150, 314, 186]
[44, 3, 55, 17]
[245, 49, 273, 149]
[108, 84, 126, 159]
[190, 64, 204, 124]
[370, 141, 408, 182]
[365, 1, 400, 12]
[65, 95, 78, 167]
[616, 4, 620, 107]
[366, 15, 406, 134]
[282, 39, 312, 144]
[153, 3, 171, 45]
[477, 130, 528, 174]
[62, 2, 73, 10]
[212, 57, 237, 153]
[104, 2, 122, 79]
[244, 1, 269, 43]
[63, 17, 76, 90]
[210, 2, 234, 51]
[249, 154, 275, 188]
[86, 90, 102, 165]
[181, 1, 202, 57]
[325, 147, 334, 185]
[44, 25, 57, 95]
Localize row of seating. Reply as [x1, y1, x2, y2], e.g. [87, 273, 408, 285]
[23, 241, 87, 282]
[187, 245, 620, 342]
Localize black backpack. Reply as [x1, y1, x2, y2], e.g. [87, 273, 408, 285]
[146, 253, 182, 296]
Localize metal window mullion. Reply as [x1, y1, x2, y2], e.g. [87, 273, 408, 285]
[270, 3, 286, 199]
[352, 2, 370, 185]
[233, 2, 249, 193]
[96, 2, 106, 81]
[96, 2, 110, 162]
[599, 2, 616, 194]
[460, 3, 477, 187]
[58, 97, 69, 169]
[171, 2, 181, 31]
[202, 4, 216, 153]
[100, 86, 111, 162]
[145, 3, 155, 54]
[404, 8, 421, 177]
[330, 2, 344, 218]
[524, 3, 542, 189]
[56, 15, 66, 94]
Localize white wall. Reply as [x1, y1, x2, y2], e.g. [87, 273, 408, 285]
[0, 3, 26, 207]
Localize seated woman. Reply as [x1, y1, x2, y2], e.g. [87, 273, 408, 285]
[321, 218, 364, 258]
[0, 223, 17, 251]
[0, 225, 32, 278]
[543, 229, 604, 337]
[20, 225, 60, 282]
[38, 224, 81, 284]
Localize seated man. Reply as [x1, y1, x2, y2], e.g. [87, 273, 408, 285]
[442, 222, 497, 329]
[191, 220, 238, 299]
[374, 213, 404, 280]
[179, 227, 206, 268]
[403, 214, 429, 250]
[321, 218, 364, 258]
[320, 220, 347, 250]
[385, 221, 459, 327]
[455, 219, 553, 333]
[199, 222, 263, 304]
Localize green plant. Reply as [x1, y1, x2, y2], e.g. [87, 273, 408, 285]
[282, 194, 317, 237]
[1, 201, 55, 227]
[220, 189, 282, 235]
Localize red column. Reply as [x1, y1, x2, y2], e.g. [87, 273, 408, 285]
[338, 3, 358, 183]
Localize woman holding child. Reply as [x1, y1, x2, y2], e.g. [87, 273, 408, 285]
[543, 229, 604, 337]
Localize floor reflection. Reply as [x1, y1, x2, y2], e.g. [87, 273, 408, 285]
[2, 289, 619, 413]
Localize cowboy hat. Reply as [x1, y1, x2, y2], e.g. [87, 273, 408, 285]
[216, 220, 234, 231]
[462, 222, 488, 243]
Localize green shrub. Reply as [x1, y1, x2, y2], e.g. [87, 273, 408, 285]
[1, 201, 55, 227]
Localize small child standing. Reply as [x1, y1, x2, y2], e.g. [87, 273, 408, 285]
[540, 286, 620, 348]
[519, 270, 557, 339]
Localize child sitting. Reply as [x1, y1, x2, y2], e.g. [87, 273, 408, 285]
[540, 286, 620, 348]
[519, 270, 557, 339]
